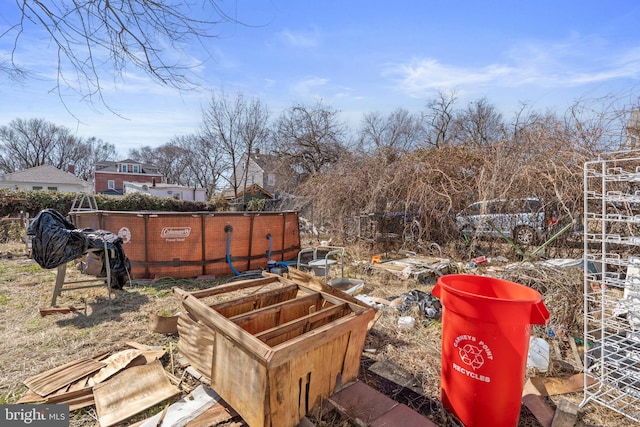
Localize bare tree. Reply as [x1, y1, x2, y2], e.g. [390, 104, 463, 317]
[70, 136, 118, 181]
[273, 101, 347, 175]
[129, 142, 192, 185]
[454, 98, 505, 147]
[4, 1, 240, 105]
[422, 90, 457, 148]
[0, 117, 115, 176]
[359, 108, 421, 154]
[201, 91, 270, 197]
[176, 133, 227, 198]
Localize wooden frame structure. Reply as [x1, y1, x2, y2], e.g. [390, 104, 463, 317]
[51, 242, 112, 306]
[173, 269, 377, 427]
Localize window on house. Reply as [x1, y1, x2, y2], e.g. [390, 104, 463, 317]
[267, 174, 275, 186]
[122, 164, 128, 172]
[32, 186, 43, 190]
[47, 186, 58, 191]
[133, 165, 139, 173]
[108, 180, 115, 190]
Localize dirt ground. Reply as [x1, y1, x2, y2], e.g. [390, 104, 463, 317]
[0, 239, 636, 426]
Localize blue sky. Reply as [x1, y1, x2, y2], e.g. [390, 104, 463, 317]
[2, 1, 640, 155]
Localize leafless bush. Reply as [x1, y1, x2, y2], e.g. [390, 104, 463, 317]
[296, 100, 632, 259]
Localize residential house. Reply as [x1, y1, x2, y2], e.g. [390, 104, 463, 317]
[0, 165, 92, 193]
[221, 149, 290, 210]
[94, 159, 163, 195]
[123, 181, 207, 202]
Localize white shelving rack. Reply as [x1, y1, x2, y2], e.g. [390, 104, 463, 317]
[583, 154, 640, 422]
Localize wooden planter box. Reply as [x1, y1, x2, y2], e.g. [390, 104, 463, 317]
[173, 270, 377, 427]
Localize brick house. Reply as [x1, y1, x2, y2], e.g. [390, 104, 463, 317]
[94, 159, 163, 195]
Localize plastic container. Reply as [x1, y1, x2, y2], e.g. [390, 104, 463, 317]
[432, 274, 549, 427]
[329, 278, 365, 295]
[397, 316, 416, 329]
[527, 337, 550, 372]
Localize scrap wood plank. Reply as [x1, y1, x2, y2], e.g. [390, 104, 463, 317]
[16, 389, 45, 404]
[367, 360, 425, 395]
[93, 359, 180, 427]
[39, 306, 86, 316]
[45, 387, 94, 411]
[568, 338, 584, 371]
[522, 378, 554, 427]
[530, 373, 595, 396]
[18, 382, 94, 410]
[183, 401, 240, 427]
[88, 349, 143, 386]
[125, 341, 153, 351]
[89, 348, 166, 384]
[24, 357, 106, 397]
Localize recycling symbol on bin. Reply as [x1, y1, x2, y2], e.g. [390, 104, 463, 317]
[459, 343, 485, 370]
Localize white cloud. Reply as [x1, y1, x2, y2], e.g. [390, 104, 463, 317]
[385, 41, 640, 99]
[291, 76, 328, 99]
[384, 58, 516, 97]
[277, 27, 321, 48]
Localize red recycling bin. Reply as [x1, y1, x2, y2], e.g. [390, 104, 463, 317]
[432, 274, 549, 427]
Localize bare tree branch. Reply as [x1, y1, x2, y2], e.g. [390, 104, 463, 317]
[4, 1, 242, 107]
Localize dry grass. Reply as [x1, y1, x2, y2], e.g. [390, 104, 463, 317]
[0, 240, 636, 426]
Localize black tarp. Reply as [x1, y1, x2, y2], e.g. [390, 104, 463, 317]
[27, 209, 131, 289]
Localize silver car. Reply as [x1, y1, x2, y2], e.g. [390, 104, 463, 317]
[455, 198, 549, 245]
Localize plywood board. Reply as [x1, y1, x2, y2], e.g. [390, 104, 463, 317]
[530, 373, 596, 396]
[93, 360, 180, 427]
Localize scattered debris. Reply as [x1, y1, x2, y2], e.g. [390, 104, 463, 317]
[372, 256, 453, 281]
[93, 360, 180, 427]
[390, 289, 442, 319]
[16, 345, 178, 426]
[23, 357, 106, 397]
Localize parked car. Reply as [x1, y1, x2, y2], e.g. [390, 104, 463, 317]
[455, 197, 555, 246]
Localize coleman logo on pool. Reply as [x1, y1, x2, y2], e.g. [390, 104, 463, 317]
[160, 227, 191, 239]
[118, 227, 131, 244]
[452, 334, 493, 383]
